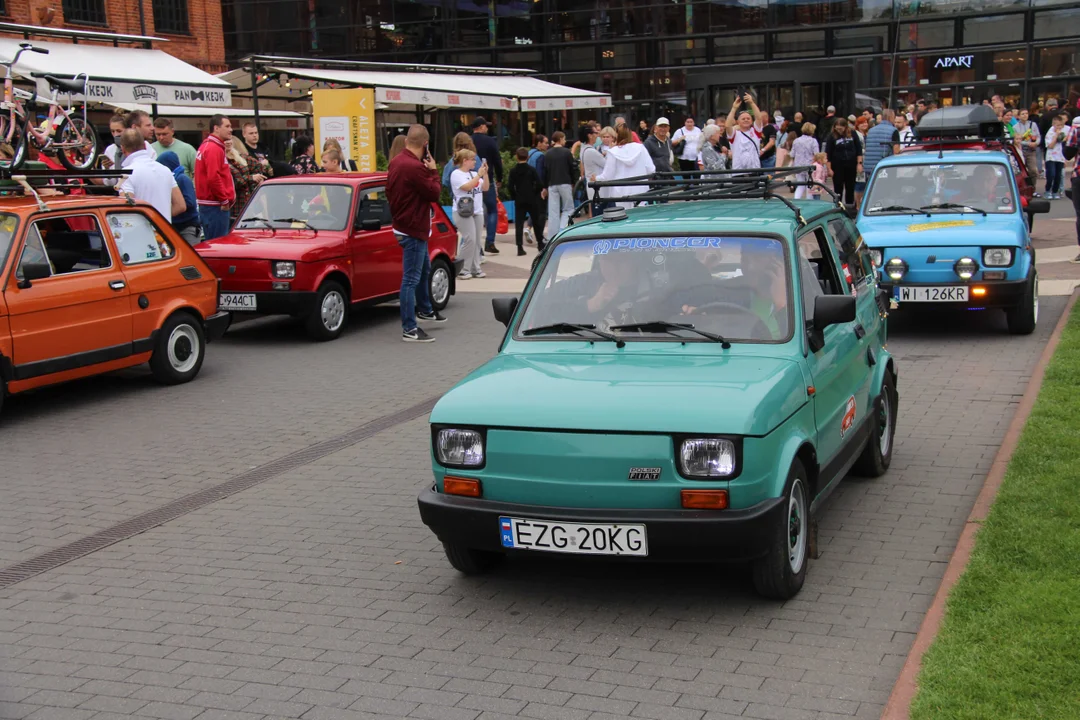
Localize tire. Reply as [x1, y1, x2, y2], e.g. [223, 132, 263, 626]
[55, 117, 99, 171]
[752, 460, 810, 600]
[442, 541, 502, 575]
[853, 371, 897, 477]
[1006, 270, 1038, 335]
[0, 115, 26, 171]
[429, 257, 452, 312]
[149, 311, 206, 385]
[305, 280, 348, 341]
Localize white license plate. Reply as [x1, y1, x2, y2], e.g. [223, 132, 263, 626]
[895, 286, 969, 302]
[499, 516, 648, 556]
[218, 293, 257, 311]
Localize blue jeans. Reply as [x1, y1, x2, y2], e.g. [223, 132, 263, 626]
[482, 186, 498, 247]
[1046, 160, 1064, 195]
[399, 235, 433, 332]
[760, 155, 776, 169]
[199, 206, 230, 241]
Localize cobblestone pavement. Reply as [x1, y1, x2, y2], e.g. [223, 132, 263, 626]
[0, 286, 1068, 720]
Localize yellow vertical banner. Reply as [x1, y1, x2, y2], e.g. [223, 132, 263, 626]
[312, 87, 376, 172]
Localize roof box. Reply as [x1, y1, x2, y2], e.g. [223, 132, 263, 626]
[914, 105, 1004, 141]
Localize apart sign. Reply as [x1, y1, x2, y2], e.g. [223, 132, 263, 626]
[934, 55, 974, 69]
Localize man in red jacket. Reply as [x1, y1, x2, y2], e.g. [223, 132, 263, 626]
[195, 114, 236, 241]
[387, 124, 445, 342]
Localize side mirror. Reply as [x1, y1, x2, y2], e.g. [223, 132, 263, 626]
[1027, 197, 1051, 214]
[492, 296, 519, 327]
[813, 295, 856, 331]
[17, 262, 50, 288]
[357, 218, 382, 232]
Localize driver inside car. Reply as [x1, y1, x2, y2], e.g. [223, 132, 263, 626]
[538, 250, 658, 329]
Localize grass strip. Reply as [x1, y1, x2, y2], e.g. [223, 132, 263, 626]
[910, 305, 1080, 720]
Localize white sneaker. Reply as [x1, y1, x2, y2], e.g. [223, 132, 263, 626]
[473, 271, 487, 278]
[480, 256, 487, 264]
[458, 272, 472, 280]
[525, 227, 536, 245]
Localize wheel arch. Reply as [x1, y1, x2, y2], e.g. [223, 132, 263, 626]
[316, 268, 352, 299]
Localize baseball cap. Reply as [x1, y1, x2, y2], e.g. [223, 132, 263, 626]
[827, 105, 836, 113]
[656, 117, 670, 126]
[1072, 116, 1080, 127]
[470, 116, 488, 128]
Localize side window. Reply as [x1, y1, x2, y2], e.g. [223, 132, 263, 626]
[827, 217, 870, 284]
[18, 215, 111, 278]
[106, 213, 176, 265]
[798, 227, 845, 300]
[356, 187, 392, 228]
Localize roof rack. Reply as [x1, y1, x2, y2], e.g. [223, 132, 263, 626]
[0, 168, 133, 211]
[572, 166, 845, 226]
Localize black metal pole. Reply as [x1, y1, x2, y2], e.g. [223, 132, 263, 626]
[250, 64, 261, 129]
[137, 0, 147, 37]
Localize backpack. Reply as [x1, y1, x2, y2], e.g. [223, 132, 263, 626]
[527, 147, 542, 169]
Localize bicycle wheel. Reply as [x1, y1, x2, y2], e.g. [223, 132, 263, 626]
[0, 114, 27, 171]
[56, 116, 98, 171]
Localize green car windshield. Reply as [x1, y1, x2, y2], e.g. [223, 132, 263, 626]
[865, 162, 1017, 215]
[517, 236, 793, 343]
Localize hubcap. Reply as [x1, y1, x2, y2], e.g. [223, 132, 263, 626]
[321, 290, 345, 332]
[787, 479, 807, 574]
[167, 324, 200, 374]
[878, 392, 892, 456]
[431, 267, 450, 306]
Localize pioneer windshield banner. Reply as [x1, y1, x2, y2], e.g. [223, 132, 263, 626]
[33, 77, 232, 107]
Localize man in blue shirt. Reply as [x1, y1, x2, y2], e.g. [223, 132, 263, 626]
[863, 110, 901, 184]
[471, 117, 504, 254]
[157, 151, 201, 245]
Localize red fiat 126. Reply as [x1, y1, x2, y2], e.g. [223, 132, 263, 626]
[196, 173, 462, 340]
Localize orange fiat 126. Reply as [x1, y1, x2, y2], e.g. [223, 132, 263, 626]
[0, 175, 229, 419]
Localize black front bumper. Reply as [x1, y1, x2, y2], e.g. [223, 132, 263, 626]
[882, 278, 1028, 309]
[417, 488, 785, 562]
[203, 311, 231, 341]
[223, 291, 320, 318]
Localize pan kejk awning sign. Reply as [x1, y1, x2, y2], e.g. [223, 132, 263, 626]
[35, 77, 232, 107]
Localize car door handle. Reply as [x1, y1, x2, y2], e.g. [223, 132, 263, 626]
[854, 323, 866, 339]
[109, 280, 126, 291]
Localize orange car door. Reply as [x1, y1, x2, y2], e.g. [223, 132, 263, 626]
[3, 213, 133, 380]
[350, 187, 401, 299]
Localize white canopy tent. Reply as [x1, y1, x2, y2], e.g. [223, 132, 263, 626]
[220, 56, 610, 114]
[0, 37, 233, 107]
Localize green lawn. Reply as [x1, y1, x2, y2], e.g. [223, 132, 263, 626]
[911, 305, 1080, 720]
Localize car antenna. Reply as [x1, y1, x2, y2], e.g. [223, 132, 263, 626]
[937, 105, 946, 160]
[12, 175, 49, 212]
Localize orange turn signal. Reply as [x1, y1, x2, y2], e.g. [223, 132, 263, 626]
[681, 490, 729, 510]
[971, 287, 987, 297]
[443, 477, 482, 497]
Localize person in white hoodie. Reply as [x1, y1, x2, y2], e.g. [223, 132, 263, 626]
[593, 125, 656, 209]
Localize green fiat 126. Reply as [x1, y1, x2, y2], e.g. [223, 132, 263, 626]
[418, 171, 899, 599]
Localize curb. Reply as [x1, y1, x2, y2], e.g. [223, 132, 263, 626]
[881, 287, 1080, 720]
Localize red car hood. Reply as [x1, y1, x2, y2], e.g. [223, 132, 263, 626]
[195, 230, 345, 262]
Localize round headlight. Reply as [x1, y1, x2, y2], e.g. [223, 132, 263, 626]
[954, 257, 979, 280]
[436, 429, 484, 467]
[680, 438, 736, 478]
[869, 249, 883, 267]
[983, 248, 1012, 267]
[886, 258, 907, 281]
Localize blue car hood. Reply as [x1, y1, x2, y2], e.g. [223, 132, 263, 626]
[431, 349, 807, 436]
[859, 213, 1025, 249]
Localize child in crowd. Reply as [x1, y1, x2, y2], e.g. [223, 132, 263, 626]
[811, 152, 828, 200]
[507, 147, 545, 257]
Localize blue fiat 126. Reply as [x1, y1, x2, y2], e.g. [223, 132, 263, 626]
[418, 171, 899, 599]
[858, 106, 1049, 334]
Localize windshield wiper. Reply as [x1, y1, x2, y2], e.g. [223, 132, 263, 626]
[919, 202, 987, 216]
[522, 322, 625, 348]
[610, 321, 731, 348]
[239, 216, 276, 232]
[871, 204, 929, 215]
[272, 217, 317, 232]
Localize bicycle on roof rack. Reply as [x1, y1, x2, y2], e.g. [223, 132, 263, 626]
[568, 166, 852, 226]
[0, 42, 99, 172]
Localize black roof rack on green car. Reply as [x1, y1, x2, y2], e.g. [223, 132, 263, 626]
[573, 166, 846, 227]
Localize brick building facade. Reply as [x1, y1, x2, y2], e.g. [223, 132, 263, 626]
[0, 0, 226, 72]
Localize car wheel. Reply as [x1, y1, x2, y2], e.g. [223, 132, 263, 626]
[429, 258, 452, 312]
[306, 280, 348, 341]
[1006, 270, 1038, 335]
[149, 311, 206, 385]
[442, 541, 502, 575]
[752, 459, 810, 600]
[853, 371, 897, 477]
